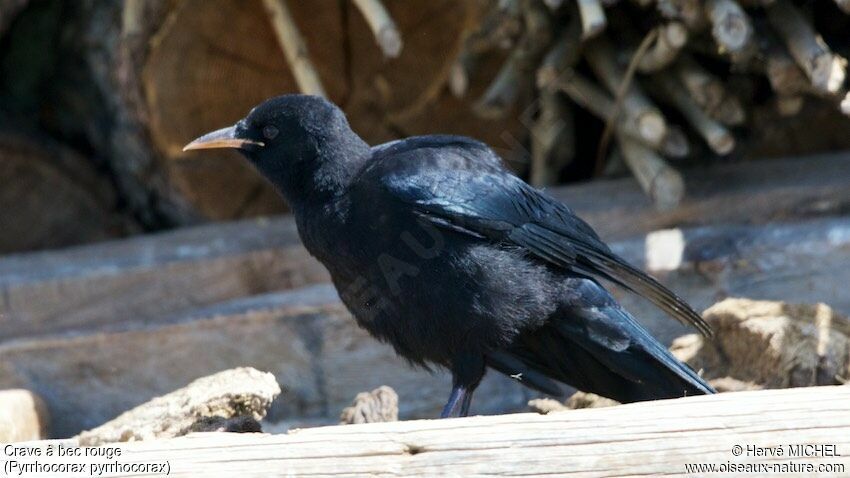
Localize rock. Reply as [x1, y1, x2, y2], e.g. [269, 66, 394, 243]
[671, 298, 850, 388]
[75, 367, 280, 445]
[0, 389, 49, 442]
[340, 386, 399, 424]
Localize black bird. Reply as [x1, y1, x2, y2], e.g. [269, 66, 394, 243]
[185, 95, 715, 417]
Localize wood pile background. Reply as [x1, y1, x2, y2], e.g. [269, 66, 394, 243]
[1, 0, 850, 253]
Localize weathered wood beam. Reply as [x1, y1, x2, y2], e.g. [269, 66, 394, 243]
[31, 385, 850, 477]
[0, 284, 532, 437]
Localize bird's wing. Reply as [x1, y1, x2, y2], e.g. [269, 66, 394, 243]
[383, 167, 712, 337]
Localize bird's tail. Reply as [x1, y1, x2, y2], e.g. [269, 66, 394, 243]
[488, 281, 714, 403]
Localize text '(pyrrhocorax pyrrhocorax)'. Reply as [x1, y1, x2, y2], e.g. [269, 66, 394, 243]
[185, 95, 715, 418]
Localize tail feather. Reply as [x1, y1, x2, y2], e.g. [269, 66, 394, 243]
[489, 280, 714, 403]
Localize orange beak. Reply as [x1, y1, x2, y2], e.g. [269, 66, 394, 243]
[183, 125, 264, 151]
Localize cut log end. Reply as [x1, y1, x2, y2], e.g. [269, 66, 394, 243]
[638, 113, 668, 145]
[650, 166, 686, 210]
[812, 53, 848, 94]
[577, 0, 607, 39]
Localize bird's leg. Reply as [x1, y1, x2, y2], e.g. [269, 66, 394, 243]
[440, 385, 467, 418]
[441, 350, 485, 418]
[459, 389, 474, 417]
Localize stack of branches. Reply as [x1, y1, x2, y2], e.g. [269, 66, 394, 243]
[450, 0, 850, 209]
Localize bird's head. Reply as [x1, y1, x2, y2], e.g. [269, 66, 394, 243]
[183, 94, 369, 208]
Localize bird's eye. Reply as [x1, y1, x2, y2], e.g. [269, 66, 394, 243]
[262, 125, 279, 140]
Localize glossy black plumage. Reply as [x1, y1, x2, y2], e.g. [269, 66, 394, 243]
[185, 94, 715, 417]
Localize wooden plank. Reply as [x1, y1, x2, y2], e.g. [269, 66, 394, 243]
[553, 151, 850, 239]
[24, 385, 850, 477]
[607, 216, 850, 341]
[0, 219, 329, 340]
[1, 153, 848, 340]
[0, 284, 532, 438]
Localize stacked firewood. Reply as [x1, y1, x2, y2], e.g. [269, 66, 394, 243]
[450, 0, 850, 208]
[1, 0, 849, 247]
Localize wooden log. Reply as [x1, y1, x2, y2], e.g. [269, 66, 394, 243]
[0, 389, 48, 442]
[0, 131, 135, 254]
[767, 0, 848, 94]
[76, 367, 280, 445]
[530, 88, 575, 186]
[765, 41, 812, 96]
[673, 56, 744, 125]
[656, 0, 706, 31]
[34, 385, 850, 477]
[0, 217, 329, 341]
[536, 16, 581, 89]
[576, 0, 606, 39]
[652, 75, 735, 155]
[705, 0, 756, 63]
[675, 55, 725, 111]
[661, 125, 690, 158]
[617, 134, 685, 209]
[585, 37, 668, 146]
[475, 0, 552, 118]
[637, 22, 689, 73]
[557, 71, 663, 151]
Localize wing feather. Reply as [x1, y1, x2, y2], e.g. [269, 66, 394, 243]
[377, 144, 712, 336]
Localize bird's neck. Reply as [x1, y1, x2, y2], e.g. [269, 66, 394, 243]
[280, 132, 372, 212]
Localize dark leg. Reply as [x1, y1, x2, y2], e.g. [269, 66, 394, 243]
[459, 389, 474, 417]
[440, 385, 467, 418]
[440, 349, 486, 418]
